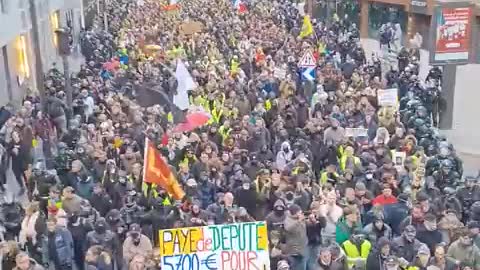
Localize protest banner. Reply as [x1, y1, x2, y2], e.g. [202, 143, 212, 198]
[159, 221, 270, 270]
[345, 128, 368, 137]
[377, 88, 398, 107]
[273, 67, 287, 79]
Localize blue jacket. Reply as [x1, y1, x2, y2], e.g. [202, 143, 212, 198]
[42, 227, 74, 266]
[198, 181, 215, 209]
[383, 202, 410, 236]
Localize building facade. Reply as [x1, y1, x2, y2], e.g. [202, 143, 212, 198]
[0, 0, 84, 106]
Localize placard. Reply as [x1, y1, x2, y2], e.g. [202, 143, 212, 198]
[179, 21, 204, 35]
[345, 128, 368, 137]
[377, 88, 398, 107]
[159, 222, 270, 270]
[273, 67, 287, 79]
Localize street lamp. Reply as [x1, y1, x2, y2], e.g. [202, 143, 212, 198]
[54, 28, 72, 110]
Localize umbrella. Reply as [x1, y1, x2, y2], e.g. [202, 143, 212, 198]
[134, 82, 172, 108]
[173, 112, 210, 132]
[186, 112, 210, 126]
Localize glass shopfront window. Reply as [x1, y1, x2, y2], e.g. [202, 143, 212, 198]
[314, 0, 359, 26]
[368, 2, 407, 44]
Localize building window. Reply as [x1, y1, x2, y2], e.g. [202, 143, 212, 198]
[50, 10, 60, 48]
[16, 35, 30, 81]
[1, 0, 7, 13]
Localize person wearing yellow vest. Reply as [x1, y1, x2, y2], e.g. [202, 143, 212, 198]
[342, 230, 372, 270]
[339, 146, 361, 173]
[320, 164, 339, 186]
[218, 120, 232, 142]
[230, 55, 240, 76]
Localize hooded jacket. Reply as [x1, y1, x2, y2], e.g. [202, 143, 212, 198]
[265, 199, 287, 231]
[366, 237, 391, 270]
[363, 221, 392, 244]
[276, 141, 293, 171]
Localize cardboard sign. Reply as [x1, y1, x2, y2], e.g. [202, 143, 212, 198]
[377, 88, 398, 107]
[393, 151, 407, 168]
[345, 128, 368, 137]
[159, 222, 270, 270]
[179, 21, 204, 35]
[273, 67, 287, 79]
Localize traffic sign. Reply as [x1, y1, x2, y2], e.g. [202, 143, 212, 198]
[302, 67, 315, 81]
[298, 50, 316, 67]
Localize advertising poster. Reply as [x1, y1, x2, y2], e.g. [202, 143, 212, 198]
[159, 221, 270, 270]
[434, 6, 473, 62]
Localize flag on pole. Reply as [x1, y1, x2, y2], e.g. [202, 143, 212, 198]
[234, 0, 247, 13]
[299, 15, 314, 38]
[174, 59, 196, 110]
[143, 138, 185, 200]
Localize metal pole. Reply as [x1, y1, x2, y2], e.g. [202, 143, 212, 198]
[103, 11, 108, 31]
[62, 55, 72, 108]
[29, 0, 47, 111]
[326, 0, 332, 25]
[80, 0, 86, 29]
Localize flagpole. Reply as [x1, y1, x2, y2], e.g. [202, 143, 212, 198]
[142, 137, 149, 184]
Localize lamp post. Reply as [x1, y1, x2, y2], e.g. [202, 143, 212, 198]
[29, 0, 46, 111]
[325, 0, 336, 25]
[55, 28, 72, 109]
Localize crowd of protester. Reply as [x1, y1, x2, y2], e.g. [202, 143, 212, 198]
[0, 0, 479, 269]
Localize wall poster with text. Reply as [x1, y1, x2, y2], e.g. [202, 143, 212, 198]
[433, 6, 473, 63]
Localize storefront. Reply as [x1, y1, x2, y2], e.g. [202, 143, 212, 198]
[358, 0, 434, 48]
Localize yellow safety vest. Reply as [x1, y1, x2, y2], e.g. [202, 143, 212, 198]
[265, 99, 272, 111]
[231, 59, 239, 74]
[167, 112, 174, 123]
[342, 240, 372, 269]
[209, 107, 223, 125]
[142, 182, 158, 198]
[218, 126, 231, 141]
[339, 155, 361, 172]
[320, 171, 339, 185]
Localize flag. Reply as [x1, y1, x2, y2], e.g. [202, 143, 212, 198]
[143, 138, 185, 200]
[234, 0, 247, 13]
[174, 60, 196, 110]
[299, 15, 313, 38]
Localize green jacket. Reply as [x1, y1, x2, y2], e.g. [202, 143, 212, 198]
[336, 218, 363, 245]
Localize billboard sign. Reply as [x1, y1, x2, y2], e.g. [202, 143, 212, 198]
[410, 0, 428, 15]
[431, 5, 473, 64]
[159, 221, 270, 270]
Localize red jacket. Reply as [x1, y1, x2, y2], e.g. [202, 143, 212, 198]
[372, 195, 398, 206]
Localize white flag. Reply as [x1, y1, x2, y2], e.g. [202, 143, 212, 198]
[174, 60, 196, 110]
